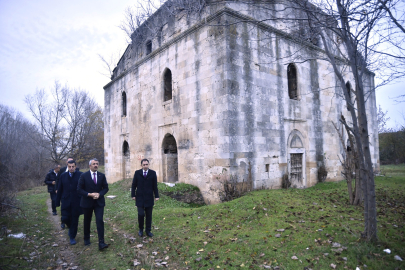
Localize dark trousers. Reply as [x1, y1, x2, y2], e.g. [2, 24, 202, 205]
[60, 206, 80, 239]
[49, 192, 57, 212]
[82, 206, 105, 242]
[137, 206, 153, 232]
[69, 215, 80, 239]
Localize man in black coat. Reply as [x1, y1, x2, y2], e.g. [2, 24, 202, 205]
[131, 159, 159, 237]
[44, 164, 61, 215]
[58, 157, 80, 229]
[77, 158, 109, 250]
[59, 157, 74, 179]
[56, 160, 83, 245]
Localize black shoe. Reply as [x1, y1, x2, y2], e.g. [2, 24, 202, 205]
[84, 239, 91, 246]
[138, 230, 143, 237]
[61, 223, 65, 229]
[52, 211, 57, 216]
[146, 231, 153, 237]
[99, 242, 108, 250]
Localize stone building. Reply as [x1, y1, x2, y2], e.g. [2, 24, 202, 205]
[103, 0, 379, 203]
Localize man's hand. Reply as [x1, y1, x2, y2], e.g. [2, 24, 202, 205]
[52, 181, 56, 185]
[88, 193, 100, 199]
[155, 198, 159, 201]
[132, 197, 136, 200]
[55, 190, 58, 194]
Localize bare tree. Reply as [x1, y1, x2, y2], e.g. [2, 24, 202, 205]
[333, 121, 363, 205]
[98, 51, 122, 79]
[25, 82, 70, 163]
[119, 0, 206, 45]
[0, 104, 51, 210]
[286, 0, 405, 242]
[25, 81, 104, 165]
[377, 104, 390, 133]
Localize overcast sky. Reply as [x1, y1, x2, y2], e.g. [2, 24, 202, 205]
[0, 0, 403, 129]
[0, 0, 130, 115]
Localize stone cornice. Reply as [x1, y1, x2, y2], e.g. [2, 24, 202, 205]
[103, 6, 372, 90]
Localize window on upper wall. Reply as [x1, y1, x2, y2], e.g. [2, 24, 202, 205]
[346, 81, 352, 110]
[346, 82, 352, 99]
[123, 141, 130, 157]
[146, 40, 152, 55]
[163, 68, 172, 101]
[287, 63, 298, 100]
[122, 91, 127, 116]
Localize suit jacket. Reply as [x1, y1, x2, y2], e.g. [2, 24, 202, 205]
[131, 169, 159, 208]
[57, 168, 80, 191]
[56, 171, 83, 216]
[77, 170, 109, 208]
[60, 166, 69, 175]
[44, 169, 59, 193]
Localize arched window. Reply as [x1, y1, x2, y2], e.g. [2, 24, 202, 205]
[287, 64, 298, 100]
[345, 82, 351, 99]
[163, 68, 172, 101]
[122, 91, 127, 116]
[123, 141, 130, 157]
[162, 134, 177, 154]
[146, 40, 152, 55]
[345, 81, 352, 111]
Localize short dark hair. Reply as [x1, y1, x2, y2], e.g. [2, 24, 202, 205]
[141, 158, 149, 165]
[53, 164, 60, 169]
[67, 160, 76, 165]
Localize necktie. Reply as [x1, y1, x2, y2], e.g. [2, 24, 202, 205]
[69, 172, 72, 177]
[143, 171, 147, 178]
[93, 172, 97, 184]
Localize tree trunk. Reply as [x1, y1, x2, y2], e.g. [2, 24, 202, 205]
[347, 177, 354, 205]
[353, 167, 362, 205]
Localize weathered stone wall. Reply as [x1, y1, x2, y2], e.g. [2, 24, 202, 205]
[104, 0, 379, 204]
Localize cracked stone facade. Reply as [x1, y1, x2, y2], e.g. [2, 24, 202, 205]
[103, 1, 379, 204]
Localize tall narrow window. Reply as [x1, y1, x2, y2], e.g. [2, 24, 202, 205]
[287, 63, 298, 100]
[163, 68, 172, 101]
[345, 82, 351, 99]
[122, 91, 127, 116]
[146, 40, 152, 55]
[346, 81, 351, 111]
[123, 141, 130, 157]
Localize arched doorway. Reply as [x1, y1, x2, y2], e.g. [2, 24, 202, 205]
[122, 140, 131, 179]
[162, 134, 178, 183]
[287, 130, 306, 188]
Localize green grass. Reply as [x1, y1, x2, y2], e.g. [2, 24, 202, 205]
[380, 163, 405, 177]
[1, 165, 404, 269]
[0, 187, 59, 269]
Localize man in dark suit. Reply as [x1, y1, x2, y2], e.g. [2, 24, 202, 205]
[44, 164, 61, 215]
[56, 160, 83, 245]
[59, 157, 74, 178]
[77, 158, 109, 250]
[131, 159, 159, 237]
[58, 157, 79, 229]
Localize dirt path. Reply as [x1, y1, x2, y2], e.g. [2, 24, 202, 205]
[46, 199, 81, 270]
